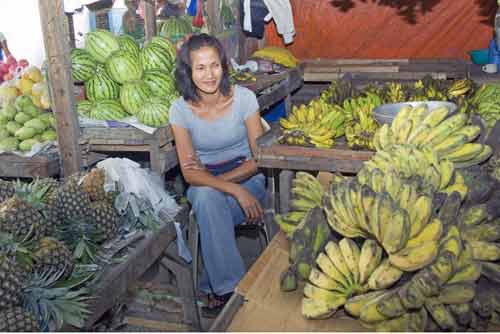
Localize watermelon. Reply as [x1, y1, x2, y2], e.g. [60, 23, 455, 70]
[106, 49, 143, 84]
[85, 29, 120, 63]
[76, 100, 94, 117]
[159, 16, 192, 42]
[140, 44, 175, 72]
[143, 69, 177, 96]
[120, 81, 153, 115]
[118, 34, 140, 60]
[149, 36, 177, 61]
[89, 99, 128, 120]
[85, 69, 120, 101]
[70, 48, 97, 82]
[136, 96, 171, 127]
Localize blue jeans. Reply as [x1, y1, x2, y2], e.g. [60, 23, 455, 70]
[187, 172, 266, 295]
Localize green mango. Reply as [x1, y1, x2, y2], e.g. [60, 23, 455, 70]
[0, 128, 9, 140]
[19, 139, 40, 152]
[0, 137, 19, 151]
[24, 119, 47, 133]
[41, 129, 57, 142]
[14, 95, 34, 112]
[1, 103, 17, 120]
[5, 121, 22, 135]
[15, 127, 37, 140]
[14, 112, 31, 125]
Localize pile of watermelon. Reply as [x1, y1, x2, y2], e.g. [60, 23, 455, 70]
[71, 30, 178, 128]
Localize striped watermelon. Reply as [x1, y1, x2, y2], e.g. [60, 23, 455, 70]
[85, 69, 120, 101]
[90, 99, 128, 120]
[76, 100, 94, 117]
[85, 29, 120, 63]
[149, 37, 176, 61]
[118, 34, 140, 60]
[137, 96, 171, 127]
[143, 69, 177, 96]
[159, 16, 192, 42]
[106, 50, 143, 84]
[120, 81, 153, 115]
[70, 48, 97, 82]
[140, 44, 175, 72]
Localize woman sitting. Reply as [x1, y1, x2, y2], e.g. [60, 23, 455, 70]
[169, 33, 266, 316]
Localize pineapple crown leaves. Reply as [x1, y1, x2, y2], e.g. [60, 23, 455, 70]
[22, 268, 92, 330]
[12, 179, 51, 211]
[0, 230, 36, 268]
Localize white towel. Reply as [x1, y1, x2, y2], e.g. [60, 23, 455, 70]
[243, 0, 253, 33]
[262, 0, 295, 44]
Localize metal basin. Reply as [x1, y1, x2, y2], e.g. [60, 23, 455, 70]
[373, 101, 458, 125]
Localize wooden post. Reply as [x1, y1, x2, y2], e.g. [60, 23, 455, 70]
[143, 0, 156, 43]
[38, 0, 82, 176]
[206, 0, 222, 35]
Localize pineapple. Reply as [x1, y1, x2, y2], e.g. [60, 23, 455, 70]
[32, 237, 73, 278]
[82, 168, 106, 201]
[36, 178, 62, 235]
[90, 202, 119, 241]
[0, 179, 14, 203]
[0, 307, 40, 332]
[0, 254, 28, 309]
[56, 179, 92, 222]
[0, 196, 44, 240]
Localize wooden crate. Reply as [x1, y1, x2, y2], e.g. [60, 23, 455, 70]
[0, 149, 60, 178]
[256, 124, 374, 174]
[303, 58, 469, 82]
[80, 126, 178, 178]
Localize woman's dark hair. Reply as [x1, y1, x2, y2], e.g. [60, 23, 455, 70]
[175, 33, 231, 102]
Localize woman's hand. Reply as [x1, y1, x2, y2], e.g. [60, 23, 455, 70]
[182, 153, 206, 171]
[232, 185, 264, 224]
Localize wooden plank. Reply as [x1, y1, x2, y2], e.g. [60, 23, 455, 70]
[38, 0, 82, 176]
[0, 151, 60, 178]
[206, 0, 222, 35]
[227, 232, 366, 332]
[142, 0, 156, 43]
[87, 144, 152, 152]
[81, 126, 173, 144]
[124, 316, 189, 331]
[84, 223, 177, 328]
[305, 65, 400, 73]
[303, 58, 410, 65]
[209, 293, 245, 332]
[279, 170, 294, 214]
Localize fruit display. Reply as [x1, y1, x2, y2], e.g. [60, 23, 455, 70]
[158, 16, 194, 43]
[274, 100, 500, 330]
[278, 100, 345, 148]
[470, 82, 500, 129]
[279, 76, 483, 151]
[0, 55, 29, 83]
[71, 30, 178, 127]
[0, 94, 57, 152]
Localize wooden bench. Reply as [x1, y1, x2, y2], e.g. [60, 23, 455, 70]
[80, 126, 178, 179]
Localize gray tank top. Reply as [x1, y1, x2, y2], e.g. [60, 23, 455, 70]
[168, 85, 260, 165]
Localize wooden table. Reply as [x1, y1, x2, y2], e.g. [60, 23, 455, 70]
[80, 126, 178, 179]
[240, 66, 303, 114]
[256, 124, 373, 213]
[209, 231, 366, 332]
[84, 222, 178, 329]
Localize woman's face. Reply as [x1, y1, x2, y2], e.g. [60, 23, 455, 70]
[190, 46, 223, 96]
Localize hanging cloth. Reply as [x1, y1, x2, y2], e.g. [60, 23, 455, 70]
[187, 0, 197, 16]
[240, 0, 268, 39]
[262, 0, 295, 44]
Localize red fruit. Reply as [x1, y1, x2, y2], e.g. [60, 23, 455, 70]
[6, 56, 16, 65]
[18, 59, 29, 68]
[3, 73, 13, 81]
[0, 63, 8, 73]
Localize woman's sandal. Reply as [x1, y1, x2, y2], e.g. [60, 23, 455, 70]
[201, 292, 233, 318]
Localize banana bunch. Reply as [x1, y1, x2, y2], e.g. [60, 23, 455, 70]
[251, 46, 298, 68]
[343, 92, 383, 150]
[373, 103, 492, 169]
[322, 178, 444, 272]
[359, 145, 468, 198]
[275, 172, 325, 238]
[319, 78, 356, 106]
[278, 99, 345, 148]
[470, 83, 500, 129]
[228, 69, 256, 83]
[280, 206, 331, 291]
[447, 78, 474, 99]
[302, 238, 406, 319]
[347, 227, 475, 331]
[383, 82, 407, 103]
